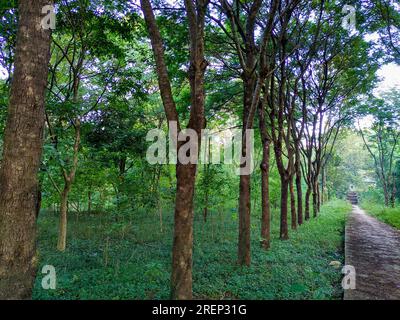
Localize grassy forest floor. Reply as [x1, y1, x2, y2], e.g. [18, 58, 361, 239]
[360, 202, 400, 230]
[32, 200, 351, 300]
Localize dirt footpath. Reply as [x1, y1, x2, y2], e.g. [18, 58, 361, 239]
[344, 206, 400, 300]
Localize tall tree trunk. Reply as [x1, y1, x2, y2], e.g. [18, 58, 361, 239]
[203, 195, 209, 222]
[260, 157, 271, 249]
[391, 177, 396, 208]
[383, 180, 389, 207]
[295, 158, 303, 225]
[317, 181, 321, 212]
[171, 163, 197, 299]
[321, 166, 326, 205]
[57, 120, 80, 251]
[57, 185, 70, 251]
[238, 173, 251, 265]
[259, 104, 271, 250]
[0, 0, 52, 299]
[141, 0, 208, 300]
[237, 79, 255, 266]
[88, 190, 92, 213]
[220, 0, 278, 264]
[385, 177, 391, 208]
[171, 0, 208, 295]
[305, 186, 311, 221]
[312, 179, 318, 218]
[280, 176, 289, 240]
[203, 138, 211, 222]
[312, 191, 318, 217]
[290, 176, 297, 230]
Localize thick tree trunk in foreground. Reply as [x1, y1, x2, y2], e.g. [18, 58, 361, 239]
[171, 163, 197, 299]
[171, 44, 207, 299]
[171, 0, 208, 298]
[0, 0, 52, 299]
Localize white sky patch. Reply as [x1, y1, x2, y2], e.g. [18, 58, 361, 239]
[374, 63, 400, 96]
[360, 63, 400, 129]
[358, 115, 374, 130]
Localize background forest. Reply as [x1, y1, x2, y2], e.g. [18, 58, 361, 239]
[0, 0, 399, 300]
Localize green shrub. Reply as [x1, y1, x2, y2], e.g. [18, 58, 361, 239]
[361, 202, 400, 229]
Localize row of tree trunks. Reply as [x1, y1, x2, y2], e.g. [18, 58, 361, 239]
[218, 0, 279, 264]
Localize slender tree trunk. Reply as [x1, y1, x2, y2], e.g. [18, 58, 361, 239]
[317, 182, 321, 212]
[290, 176, 297, 230]
[57, 120, 80, 251]
[305, 186, 311, 221]
[259, 109, 271, 250]
[312, 190, 317, 217]
[280, 176, 289, 240]
[238, 79, 255, 266]
[57, 185, 70, 251]
[238, 173, 251, 265]
[203, 139, 211, 222]
[0, 0, 52, 299]
[384, 181, 389, 207]
[141, 0, 208, 300]
[203, 196, 209, 222]
[384, 190, 389, 207]
[295, 162, 303, 225]
[158, 200, 163, 233]
[321, 166, 326, 205]
[391, 178, 396, 208]
[260, 161, 271, 249]
[88, 190, 92, 213]
[237, 130, 251, 265]
[312, 179, 318, 218]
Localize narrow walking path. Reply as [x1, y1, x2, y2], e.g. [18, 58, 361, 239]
[344, 206, 400, 300]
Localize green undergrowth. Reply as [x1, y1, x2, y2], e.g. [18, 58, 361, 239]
[361, 201, 400, 230]
[32, 200, 350, 300]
